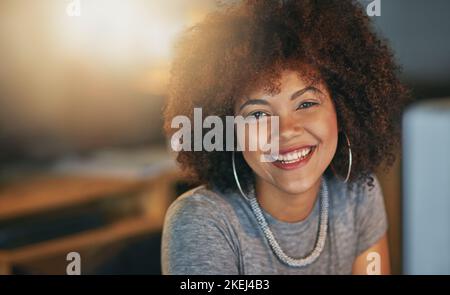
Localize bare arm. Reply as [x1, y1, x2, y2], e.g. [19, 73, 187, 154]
[352, 233, 390, 275]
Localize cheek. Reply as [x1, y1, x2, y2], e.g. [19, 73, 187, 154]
[237, 120, 274, 155]
[241, 150, 260, 178]
[303, 107, 338, 159]
[238, 125, 261, 172]
[318, 111, 339, 160]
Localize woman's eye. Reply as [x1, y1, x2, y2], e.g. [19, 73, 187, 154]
[297, 101, 318, 110]
[248, 111, 268, 119]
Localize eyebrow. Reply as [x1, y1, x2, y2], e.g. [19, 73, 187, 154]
[290, 86, 321, 100]
[238, 86, 321, 111]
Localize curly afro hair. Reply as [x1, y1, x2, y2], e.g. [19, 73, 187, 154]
[163, 0, 410, 192]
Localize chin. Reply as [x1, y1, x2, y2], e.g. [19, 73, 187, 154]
[274, 177, 317, 195]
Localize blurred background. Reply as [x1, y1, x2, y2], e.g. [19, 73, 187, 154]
[0, 0, 449, 274]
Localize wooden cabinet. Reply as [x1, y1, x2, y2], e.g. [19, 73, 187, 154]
[0, 171, 178, 274]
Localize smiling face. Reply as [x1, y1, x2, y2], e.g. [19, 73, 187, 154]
[234, 70, 339, 195]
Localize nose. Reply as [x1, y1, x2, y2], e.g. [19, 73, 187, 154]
[278, 114, 303, 141]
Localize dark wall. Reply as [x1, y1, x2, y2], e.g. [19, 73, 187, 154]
[361, 0, 450, 99]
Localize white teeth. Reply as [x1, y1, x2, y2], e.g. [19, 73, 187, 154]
[277, 146, 313, 163]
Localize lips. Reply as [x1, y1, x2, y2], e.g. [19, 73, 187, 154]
[271, 145, 316, 170]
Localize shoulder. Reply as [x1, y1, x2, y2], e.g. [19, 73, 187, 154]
[352, 174, 384, 206]
[163, 185, 234, 228]
[161, 186, 241, 274]
[327, 173, 386, 224]
[327, 174, 383, 203]
[327, 174, 388, 255]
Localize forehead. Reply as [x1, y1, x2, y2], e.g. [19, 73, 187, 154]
[247, 70, 310, 98]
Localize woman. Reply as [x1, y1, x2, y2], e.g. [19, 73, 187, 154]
[162, 0, 409, 274]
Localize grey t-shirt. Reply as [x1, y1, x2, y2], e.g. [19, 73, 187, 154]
[161, 175, 388, 275]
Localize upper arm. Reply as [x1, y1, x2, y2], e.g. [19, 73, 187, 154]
[352, 233, 391, 275]
[352, 176, 390, 274]
[161, 195, 240, 275]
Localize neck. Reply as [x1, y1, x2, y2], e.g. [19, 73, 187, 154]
[255, 177, 322, 223]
